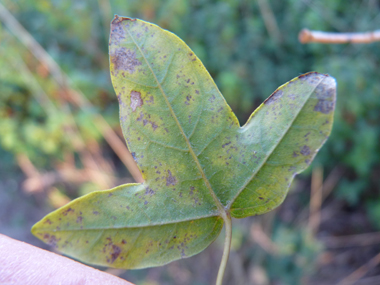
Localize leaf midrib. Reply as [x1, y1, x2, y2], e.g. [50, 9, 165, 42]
[124, 23, 225, 214]
[227, 76, 325, 208]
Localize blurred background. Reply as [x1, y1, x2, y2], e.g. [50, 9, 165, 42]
[1, 0, 380, 284]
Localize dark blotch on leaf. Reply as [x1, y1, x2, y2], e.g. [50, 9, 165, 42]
[111, 47, 141, 74]
[110, 245, 122, 263]
[145, 187, 155, 196]
[130, 91, 143, 111]
[314, 100, 335, 114]
[314, 78, 336, 114]
[43, 234, 60, 248]
[166, 170, 177, 186]
[264, 90, 283, 105]
[61, 207, 74, 216]
[300, 145, 311, 156]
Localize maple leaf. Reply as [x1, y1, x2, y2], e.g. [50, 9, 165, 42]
[32, 15, 336, 284]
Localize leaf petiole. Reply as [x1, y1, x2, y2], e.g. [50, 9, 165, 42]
[216, 211, 232, 285]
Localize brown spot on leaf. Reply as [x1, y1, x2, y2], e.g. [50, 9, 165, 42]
[314, 100, 335, 114]
[43, 234, 60, 248]
[109, 245, 121, 263]
[299, 72, 321, 84]
[166, 170, 177, 186]
[151, 122, 158, 131]
[314, 78, 335, 114]
[62, 207, 74, 216]
[111, 47, 141, 74]
[144, 187, 155, 196]
[110, 17, 128, 45]
[130, 91, 143, 111]
[146, 95, 154, 104]
[43, 219, 52, 225]
[300, 145, 311, 156]
[264, 90, 283, 105]
[222, 141, 231, 148]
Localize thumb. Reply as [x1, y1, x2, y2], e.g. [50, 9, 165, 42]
[0, 234, 134, 285]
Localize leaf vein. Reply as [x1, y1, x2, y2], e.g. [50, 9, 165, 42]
[125, 25, 224, 213]
[228, 77, 326, 208]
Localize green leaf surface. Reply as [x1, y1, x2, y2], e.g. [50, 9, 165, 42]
[32, 16, 336, 269]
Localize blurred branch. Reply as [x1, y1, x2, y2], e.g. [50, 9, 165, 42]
[16, 154, 40, 179]
[250, 223, 279, 255]
[354, 275, 380, 285]
[299, 28, 380, 44]
[0, 2, 66, 86]
[11, 53, 115, 188]
[12, 53, 57, 113]
[257, 0, 282, 43]
[0, 2, 143, 183]
[293, 166, 345, 225]
[337, 251, 380, 285]
[322, 232, 380, 248]
[97, 0, 112, 41]
[93, 116, 143, 183]
[309, 166, 323, 235]
[21, 163, 117, 194]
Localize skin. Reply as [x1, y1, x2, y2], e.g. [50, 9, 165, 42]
[0, 234, 134, 285]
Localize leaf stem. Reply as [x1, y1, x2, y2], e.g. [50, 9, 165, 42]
[216, 212, 232, 285]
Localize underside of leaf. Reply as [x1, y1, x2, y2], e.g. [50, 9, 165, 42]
[32, 15, 336, 270]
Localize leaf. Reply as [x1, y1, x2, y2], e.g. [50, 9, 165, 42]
[32, 16, 336, 270]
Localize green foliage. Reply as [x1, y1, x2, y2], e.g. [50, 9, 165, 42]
[2, 0, 379, 199]
[267, 226, 322, 283]
[32, 17, 335, 281]
[367, 199, 380, 230]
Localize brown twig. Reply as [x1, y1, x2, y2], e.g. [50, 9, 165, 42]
[309, 166, 323, 235]
[337, 251, 380, 285]
[354, 275, 380, 285]
[250, 223, 279, 255]
[16, 154, 40, 179]
[299, 28, 380, 44]
[322, 232, 380, 248]
[293, 166, 345, 225]
[257, 0, 282, 43]
[21, 166, 118, 194]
